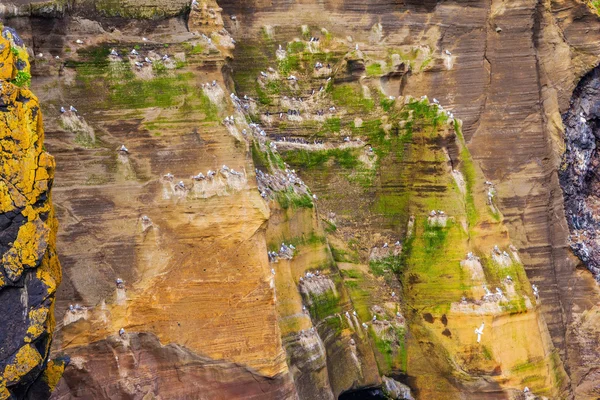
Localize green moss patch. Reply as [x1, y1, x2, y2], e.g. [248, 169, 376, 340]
[276, 189, 314, 209]
[366, 63, 382, 77]
[282, 148, 359, 170]
[11, 71, 31, 87]
[370, 326, 407, 373]
[369, 256, 405, 276]
[309, 291, 341, 320]
[331, 84, 375, 113]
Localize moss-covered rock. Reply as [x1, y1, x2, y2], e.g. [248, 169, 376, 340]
[92, 0, 189, 19]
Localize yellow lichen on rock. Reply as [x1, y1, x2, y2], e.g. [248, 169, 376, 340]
[2, 345, 43, 385]
[0, 24, 30, 86]
[41, 359, 65, 393]
[0, 38, 14, 81]
[0, 24, 62, 398]
[26, 307, 50, 341]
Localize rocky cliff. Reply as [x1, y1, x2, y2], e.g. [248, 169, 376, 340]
[0, 24, 62, 399]
[2, 0, 600, 399]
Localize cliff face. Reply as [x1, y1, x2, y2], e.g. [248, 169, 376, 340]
[221, 0, 600, 396]
[2, 0, 600, 399]
[0, 24, 62, 399]
[227, 4, 564, 396]
[4, 3, 295, 399]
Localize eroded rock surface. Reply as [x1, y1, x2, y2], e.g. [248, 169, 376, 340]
[51, 333, 293, 400]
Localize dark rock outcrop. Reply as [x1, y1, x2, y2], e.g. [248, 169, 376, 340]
[0, 24, 63, 399]
[560, 66, 600, 278]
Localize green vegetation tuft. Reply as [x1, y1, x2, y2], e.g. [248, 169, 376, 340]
[94, 0, 177, 19]
[369, 256, 405, 276]
[68, 47, 219, 120]
[251, 141, 269, 170]
[321, 117, 341, 133]
[331, 84, 375, 113]
[108, 72, 193, 109]
[279, 54, 301, 75]
[341, 269, 362, 279]
[287, 41, 306, 54]
[370, 326, 407, 372]
[406, 99, 448, 129]
[323, 220, 337, 233]
[372, 193, 410, 226]
[366, 63, 382, 77]
[12, 71, 31, 87]
[331, 246, 360, 263]
[402, 218, 466, 314]
[423, 223, 449, 255]
[255, 83, 272, 105]
[276, 190, 314, 209]
[265, 80, 283, 95]
[152, 62, 167, 75]
[283, 148, 359, 169]
[183, 42, 205, 55]
[325, 315, 343, 334]
[501, 298, 528, 314]
[381, 98, 396, 112]
[482, 345, 493, 360]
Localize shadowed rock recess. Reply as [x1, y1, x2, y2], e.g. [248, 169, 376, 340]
[4, 0, 600, 399]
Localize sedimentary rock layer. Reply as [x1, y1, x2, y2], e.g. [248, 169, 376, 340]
[219, 0, 600, 396]
[1, 6, 297, 400]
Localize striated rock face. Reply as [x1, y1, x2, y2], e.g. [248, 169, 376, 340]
[4, 0, 600, 398]
[87, 0, 190, 19]
[219, 0, 600, 397]
[51, 333, 293, 400]
[0, 0, 189, 19]
[0, 24, 62, 399]
[188, 0, 224, 34]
